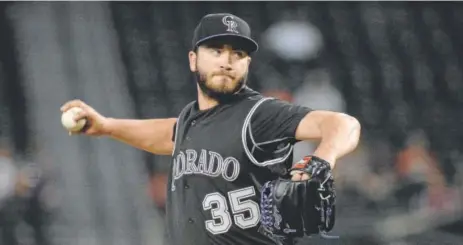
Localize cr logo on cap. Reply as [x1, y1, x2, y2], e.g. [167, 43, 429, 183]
[222, 16, 239, 34]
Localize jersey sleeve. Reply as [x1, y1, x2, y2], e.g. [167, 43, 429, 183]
[249, 98, 313, 147]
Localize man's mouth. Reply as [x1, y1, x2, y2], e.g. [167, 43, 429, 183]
[214, 73, 235, 80]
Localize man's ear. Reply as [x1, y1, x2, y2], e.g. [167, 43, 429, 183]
[189, 51, 197, 72]
[247, 56, 252, 66]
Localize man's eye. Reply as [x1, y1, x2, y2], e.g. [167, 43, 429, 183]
[212, 49, 221, 55]
[234, 51, 246, 58]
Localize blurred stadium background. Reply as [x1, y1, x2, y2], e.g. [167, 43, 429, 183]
[0, 1, 462, 245]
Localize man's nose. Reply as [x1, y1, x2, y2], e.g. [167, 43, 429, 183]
[220, 63, 232, 71]
[219, 51, 233, 70]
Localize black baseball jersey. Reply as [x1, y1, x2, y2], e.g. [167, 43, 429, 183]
[166, 87, 312, 245]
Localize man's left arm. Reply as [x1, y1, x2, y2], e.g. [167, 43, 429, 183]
[249, 98, 361, 170]
[255, 100, 360, 237]
[294, 110, 361, 169]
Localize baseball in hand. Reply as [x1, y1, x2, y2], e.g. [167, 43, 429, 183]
[61, 107, 86, 132]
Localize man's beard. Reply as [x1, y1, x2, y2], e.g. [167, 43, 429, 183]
[195, 71, 247, 103]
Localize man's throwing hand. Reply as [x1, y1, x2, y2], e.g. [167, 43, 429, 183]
[60, 100, 110, 136]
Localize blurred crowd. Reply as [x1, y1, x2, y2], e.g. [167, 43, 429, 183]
[0, 146, 58, 245]
[0, 2, 462, 245]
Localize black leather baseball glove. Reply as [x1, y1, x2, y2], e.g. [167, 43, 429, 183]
[259, 155, 337, 243]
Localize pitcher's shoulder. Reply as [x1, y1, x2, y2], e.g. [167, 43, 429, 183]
[239, 88, 269, 103]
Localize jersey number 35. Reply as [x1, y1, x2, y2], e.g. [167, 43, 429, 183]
[202, 186, 260, 234]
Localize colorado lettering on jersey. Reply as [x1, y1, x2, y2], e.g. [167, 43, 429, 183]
[171, 149, 240, 191]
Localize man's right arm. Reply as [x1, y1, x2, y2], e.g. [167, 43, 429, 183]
[60, 99, 177, 156]
[105, 117, 177, 155]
